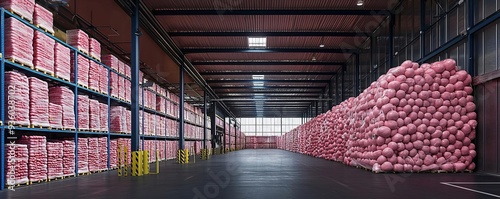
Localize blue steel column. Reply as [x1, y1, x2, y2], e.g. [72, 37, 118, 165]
[106, 67, 111, 169]
[210, 102, 216, 148]
[354, 53, 360, 96]
[0, 9, 5, 190]
[335, 74, 339, 105]
[203, 91, 207, 149]
[341, 66, 345, 101]
[179, 65, 185, 150]
[328, 80, 333, 109]
[130, 0, 140, 152]
[73, 51, 79, 175]
[228, 119, 231, 150]
[141, 77, 145, 150]
[369, 36, 374, 83]
[466, 0, 475, 76]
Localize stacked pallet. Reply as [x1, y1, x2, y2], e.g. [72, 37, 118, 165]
[89, 99, 100, 131]
[110, 72, 119, 98]
[77, 138, 89, 174]
[110, 106, 126, 133]
[48, 86, 75, 129]
[156, 96, 166, 113]
[118, 76, 125, 99]
[33, 3, 53, 33]
[125, 79, 131, 102]
[88, 61, 100, 91]
[77, 95, 89, 130]
[29, 77, 50, 127]
[87, 138, 98, 172]
[102, 54, 119, 71]
[70, 53, 89, 87]
[109, 139, 118, 168]
[100, 103, 108, 131]
[5, 18, 34, 67]
[66, 29, 89, 54]
[33, 31, 55, 74]
[99, 65, 108, 94]
[48, 103, 63, 128]
[125, 109, 131, 133]
[46, 142, 63, 179]
[89, 38, 101, 60]
[61, 140, 75, 176]
[5, 71, 30, 126]
[0, 0, 35, 21]
[4, 144, 29, 185]
[54, 43, 71, 81]
[98, 137, 108, 170]
[18, 135, 47, 182]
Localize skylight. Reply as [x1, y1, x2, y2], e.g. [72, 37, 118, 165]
[252, 75, 265, 80]
[253, 81, 264, 87]
[248, 37, 267, 48]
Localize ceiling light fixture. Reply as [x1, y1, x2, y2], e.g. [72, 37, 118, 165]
[252, 75, 265, 80]
[253, 81, 264, 87]
[248, 37, 267, 48]
[312, 57, 317, 61]
[357, 0, 364, 6]
[319, 44, 325, 48]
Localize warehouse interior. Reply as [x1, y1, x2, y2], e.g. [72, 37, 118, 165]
[0, 0, 499, 198]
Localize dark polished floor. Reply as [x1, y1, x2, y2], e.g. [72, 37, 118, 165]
[1, 149, 499, 199]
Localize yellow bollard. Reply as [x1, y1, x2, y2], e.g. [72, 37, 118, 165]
[132, 151, 143, 176]
[124, 146, 128, 176]
[143, 150, 150, 175]
[117, 145, 122, 176]
[155, 150, 160, 174]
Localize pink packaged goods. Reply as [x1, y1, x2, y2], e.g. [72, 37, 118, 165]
[34, 31, 55, 74]
[89, 99, 100, 131]
[88, 61, 100, 91]
[118, 60, 125, 75]
[66, 29, 89, 53]
[277, 59, 477, 173]
[89, 38, 101, 60]
[77, 95, 90, 130]
[100, 103, 108, 132]
[4, 18, 34, 67]
[0, 0, 35, 21]
[46, 142, 63, 179]
[109, 139, 118, 168]
[54, 42, 71, 81]
[62, 140, 75, 176]
[34, 3, 53, 33]
[125, 79, 131, 102]
[77, 138, 88, 173]
[102, 54, 118, 71]
[70, 53, 89, 87]
[88, 137, 98, 172]
[49, 86, 75, 129]
[110, 106, 125, 133]
[29, 77, 50, 127]
[125, 64, 131, 78]
[110, 72, 119, 97]
[18, 135, 47, 182]
[118, 76, 125, 99]
[4, 144, 29, 185]
[98, 137, 108, 170]
[99, 65, 108, 94]
[5, 71, 30, 126]
[48, 103, 63, 128]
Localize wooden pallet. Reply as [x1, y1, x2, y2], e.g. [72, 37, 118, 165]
[89, 87, 99, 92]
[90, 55, 101, 62]
[62, 174, 76, 178]
[78, 128, 90, 132]
[8, 122, 31, 128]
[35, 25, 55, 35]
[34, 67, 55, 76]
[30, 124, 52, 129]
[5, 181, 30, 188]
[78, 83, 89, 89]
[8, 9, 33, 24]
[78, 172, 91, 176]
[54, 74, 71, 82]
[78, 48, 89, 56]
[62, 128, 76, 131]
[47, 176, 64, 182]
[6, 57, 34, 68]
[29, 179, 48, 185]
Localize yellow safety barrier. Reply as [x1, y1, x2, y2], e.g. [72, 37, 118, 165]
[131, 151, 143, 176]
[151, 150, 160, 174]
[143, 150, 150, 175]
[118, 145, 128, 177]
[177, 149, 189, 164]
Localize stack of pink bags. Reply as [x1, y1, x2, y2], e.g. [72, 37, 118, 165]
[33, 3, 53, 33]
[89, 99, 100, 131]
[77, 138, 88, 174]
[89, 38, 101, 60]
[99, 65, 108, 94]
[54, 43, 71, 81]
[48, 86, 75, 129]
[109, 139, 118, 168]
[100, 103, 108, 132]
[0, 0, 35, 21]
[29, 77, 50, 127]
[98, 137, 108, 170]
[88, 61, 100, 91]
[48, 103, 63, 128]
[102, 54, 119, 71]
[87, 138, 99, 172]
[5, 71, 30, 126]
[33, 31, 55, 74]
[110, 106, 126, 133]
[62, 140, 75, 176]
[4, 18, 34, 67]
[77, 95, 89, 130]
[46, 142, 63, 179]
[110, 73, 119, 98]
[4, 144, 29, 185]
[70, 53, 89, 87]
[18, 135, 47, 182]
[66, 29, 89, 54]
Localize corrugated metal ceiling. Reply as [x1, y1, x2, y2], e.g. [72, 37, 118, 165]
[195, 65, 340, 72]
[173, 36, 363, 48]
[186, 53, 349, 62]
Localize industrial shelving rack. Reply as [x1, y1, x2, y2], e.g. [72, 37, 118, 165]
[0, 8, 210, 189]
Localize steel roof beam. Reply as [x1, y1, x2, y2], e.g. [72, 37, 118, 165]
[152, 9, 390, 16]
[182, 48, 359, 54]
[168, 31, 370, 37]
[192, 61, 345, 66]
[212, 86, 325, 90]
[200, 71, 335, 76]
[206, 79, 330, 83]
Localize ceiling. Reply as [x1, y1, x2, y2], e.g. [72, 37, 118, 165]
[139, 0, 395, 117]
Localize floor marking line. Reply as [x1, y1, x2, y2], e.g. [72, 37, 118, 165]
[440, 182, 500, 198]
[441, 182, 500, 185]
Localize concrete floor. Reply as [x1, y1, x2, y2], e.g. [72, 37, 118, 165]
[1, 149, 499, 199]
